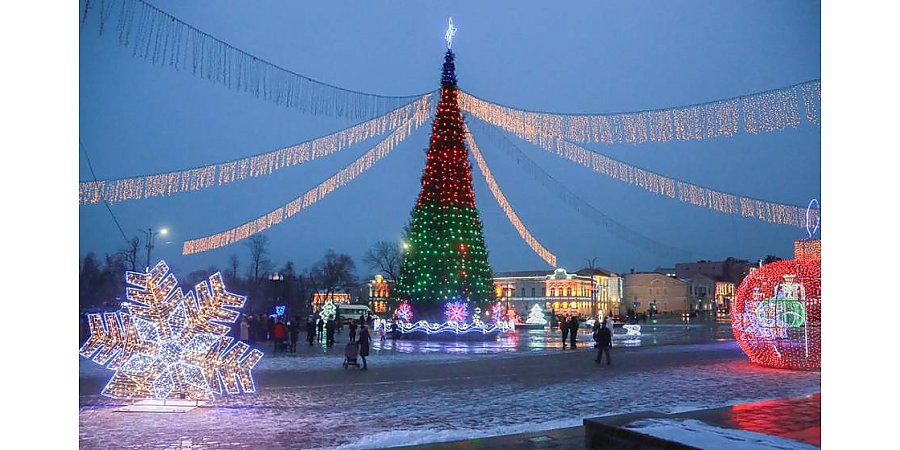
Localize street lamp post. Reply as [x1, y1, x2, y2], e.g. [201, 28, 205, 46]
[586, 257, 598, 319]
[140, 227, 168, 271]
[269, 273, 284, 316]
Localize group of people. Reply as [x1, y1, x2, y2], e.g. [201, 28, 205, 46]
[557, 314, 613, 365]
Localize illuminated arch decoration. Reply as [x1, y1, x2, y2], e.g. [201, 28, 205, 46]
[731, 259, 821, 370]
[79, 261, 264, 400]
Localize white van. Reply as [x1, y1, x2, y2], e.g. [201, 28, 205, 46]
[336, 304, 375, 324]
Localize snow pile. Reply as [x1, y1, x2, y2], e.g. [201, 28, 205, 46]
[625, 418, 818, 450]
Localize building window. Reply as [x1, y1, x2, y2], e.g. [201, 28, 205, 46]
[551, 288, 556, 297]
[531, 287, 536, 297]
[521, 288, 526, 297]
[567, 288, 572, 297]
[542, 287, 546, 297]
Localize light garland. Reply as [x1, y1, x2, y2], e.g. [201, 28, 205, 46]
[182, 109, 430, 255]
[459, 80, 819, 146]
[468, 120, 694, 260]
[80, 0, 432, 121]
[79, 95, 433, 205]
[466, 128, 558, 266]
[507, 131, 817, 229]
[383, 319, 511, 336]
[79, 260, 264, 400]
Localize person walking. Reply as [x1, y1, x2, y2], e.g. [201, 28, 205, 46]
[288, 316, 301, 353]
[569, 315, 579, 349]
[561, 315, 570, 349]
[595, 319, 612, 365]
[306, 314, 316, 346]
[272, 319, 287, 353]
[348, 320, 358, 343]
[240, 316, 251, 343]
[358, 324, 371, 370]
[316, 316, 324, 341]
[325, 315, 336, 347]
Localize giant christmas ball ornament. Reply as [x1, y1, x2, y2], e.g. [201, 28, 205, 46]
[731, 259, 821, 370]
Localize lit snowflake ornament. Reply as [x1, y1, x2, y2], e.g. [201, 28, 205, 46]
[444, 301, 469, 323]
[79, 261, 264, 400]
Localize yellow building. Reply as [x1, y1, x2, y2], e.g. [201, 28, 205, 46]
[622, 272, 689, 314]
[493, 267, 623, 319]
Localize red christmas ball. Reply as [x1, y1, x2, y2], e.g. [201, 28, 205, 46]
[731, 259, 821, 370]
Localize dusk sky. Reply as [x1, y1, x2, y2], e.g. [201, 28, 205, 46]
[79, 0, 821, 278]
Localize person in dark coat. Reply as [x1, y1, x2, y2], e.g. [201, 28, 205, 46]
[561, 315, 570, 349]
[348, 320, 358, 343]
[306, 314, 316, 345]
[568, 315, 579, 349]
[316, 316, 324, 341]
[288, 316, 301, 353]
[325, 315, 336, 347]
[358, 325, 371, 370]
[595, 319, 612, 365]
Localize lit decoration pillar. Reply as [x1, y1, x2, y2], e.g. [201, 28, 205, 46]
[79, 261, 264, 400]
[731, 259, 821, 370]
[392, 30, 503, 337]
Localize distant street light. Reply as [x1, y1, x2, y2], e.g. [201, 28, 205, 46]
[140, 227, 169, 271]
[586, 257, 598, 319]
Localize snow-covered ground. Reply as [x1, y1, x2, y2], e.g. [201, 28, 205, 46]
[79, 334, 820, 449]
[625, 419, 819, 450]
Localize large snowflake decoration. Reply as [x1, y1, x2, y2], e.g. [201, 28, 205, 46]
[79, 261, 264, 400]
[444, 300, 469, 323]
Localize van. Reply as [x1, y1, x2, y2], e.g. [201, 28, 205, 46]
[336, 304, 375, 324]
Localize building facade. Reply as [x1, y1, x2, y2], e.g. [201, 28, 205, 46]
[493, 267, 623, 319]
[622, 272, 689, 314]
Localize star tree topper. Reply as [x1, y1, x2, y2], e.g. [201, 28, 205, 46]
[445, 17, 457, 49]
[79, 261, 264, 400]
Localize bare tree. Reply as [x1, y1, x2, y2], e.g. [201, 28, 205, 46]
[244, 234, 272, 284]
[228, 254, 241, 285]
[363, 240, 403, 281]
[118, 236, 141, 272]
[311, 250, 357, 304]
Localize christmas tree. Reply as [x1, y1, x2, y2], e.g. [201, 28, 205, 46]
[394, 47, 495, 326]
[526, 304, 548, 325]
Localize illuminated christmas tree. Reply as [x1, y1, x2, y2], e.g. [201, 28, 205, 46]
[526, 304, 548, 325]
[394, 38, 495, 326]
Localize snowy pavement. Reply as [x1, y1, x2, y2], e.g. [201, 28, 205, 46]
[79, 325, 820, 449]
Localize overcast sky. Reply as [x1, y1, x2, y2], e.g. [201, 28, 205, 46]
[79, 0, 820, 278]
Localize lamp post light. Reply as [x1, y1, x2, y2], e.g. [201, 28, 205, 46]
[140, 227, 168, 271]
[586, 257, 598, 319]
[269, 273, 284, 316]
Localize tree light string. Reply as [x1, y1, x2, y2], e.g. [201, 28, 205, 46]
[79, 95, 433, 205]
[465, 126, 558, 267]
[469, 116, 819, 229]
[468, 119, 694, 261]
[80, 0, 434, 120]
[182, 110, 430, 255]
[458, 80, 819, 146]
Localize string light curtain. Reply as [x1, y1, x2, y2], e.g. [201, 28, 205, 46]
[467, 120, 694, 261]
[80, 94, 433, 205]
[458, 80, 820, 146]
[182, 110, 429, 255]
[549, 138, 819, 228]
[465, 127, 557, 267]
[80, 0, 433, 120]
